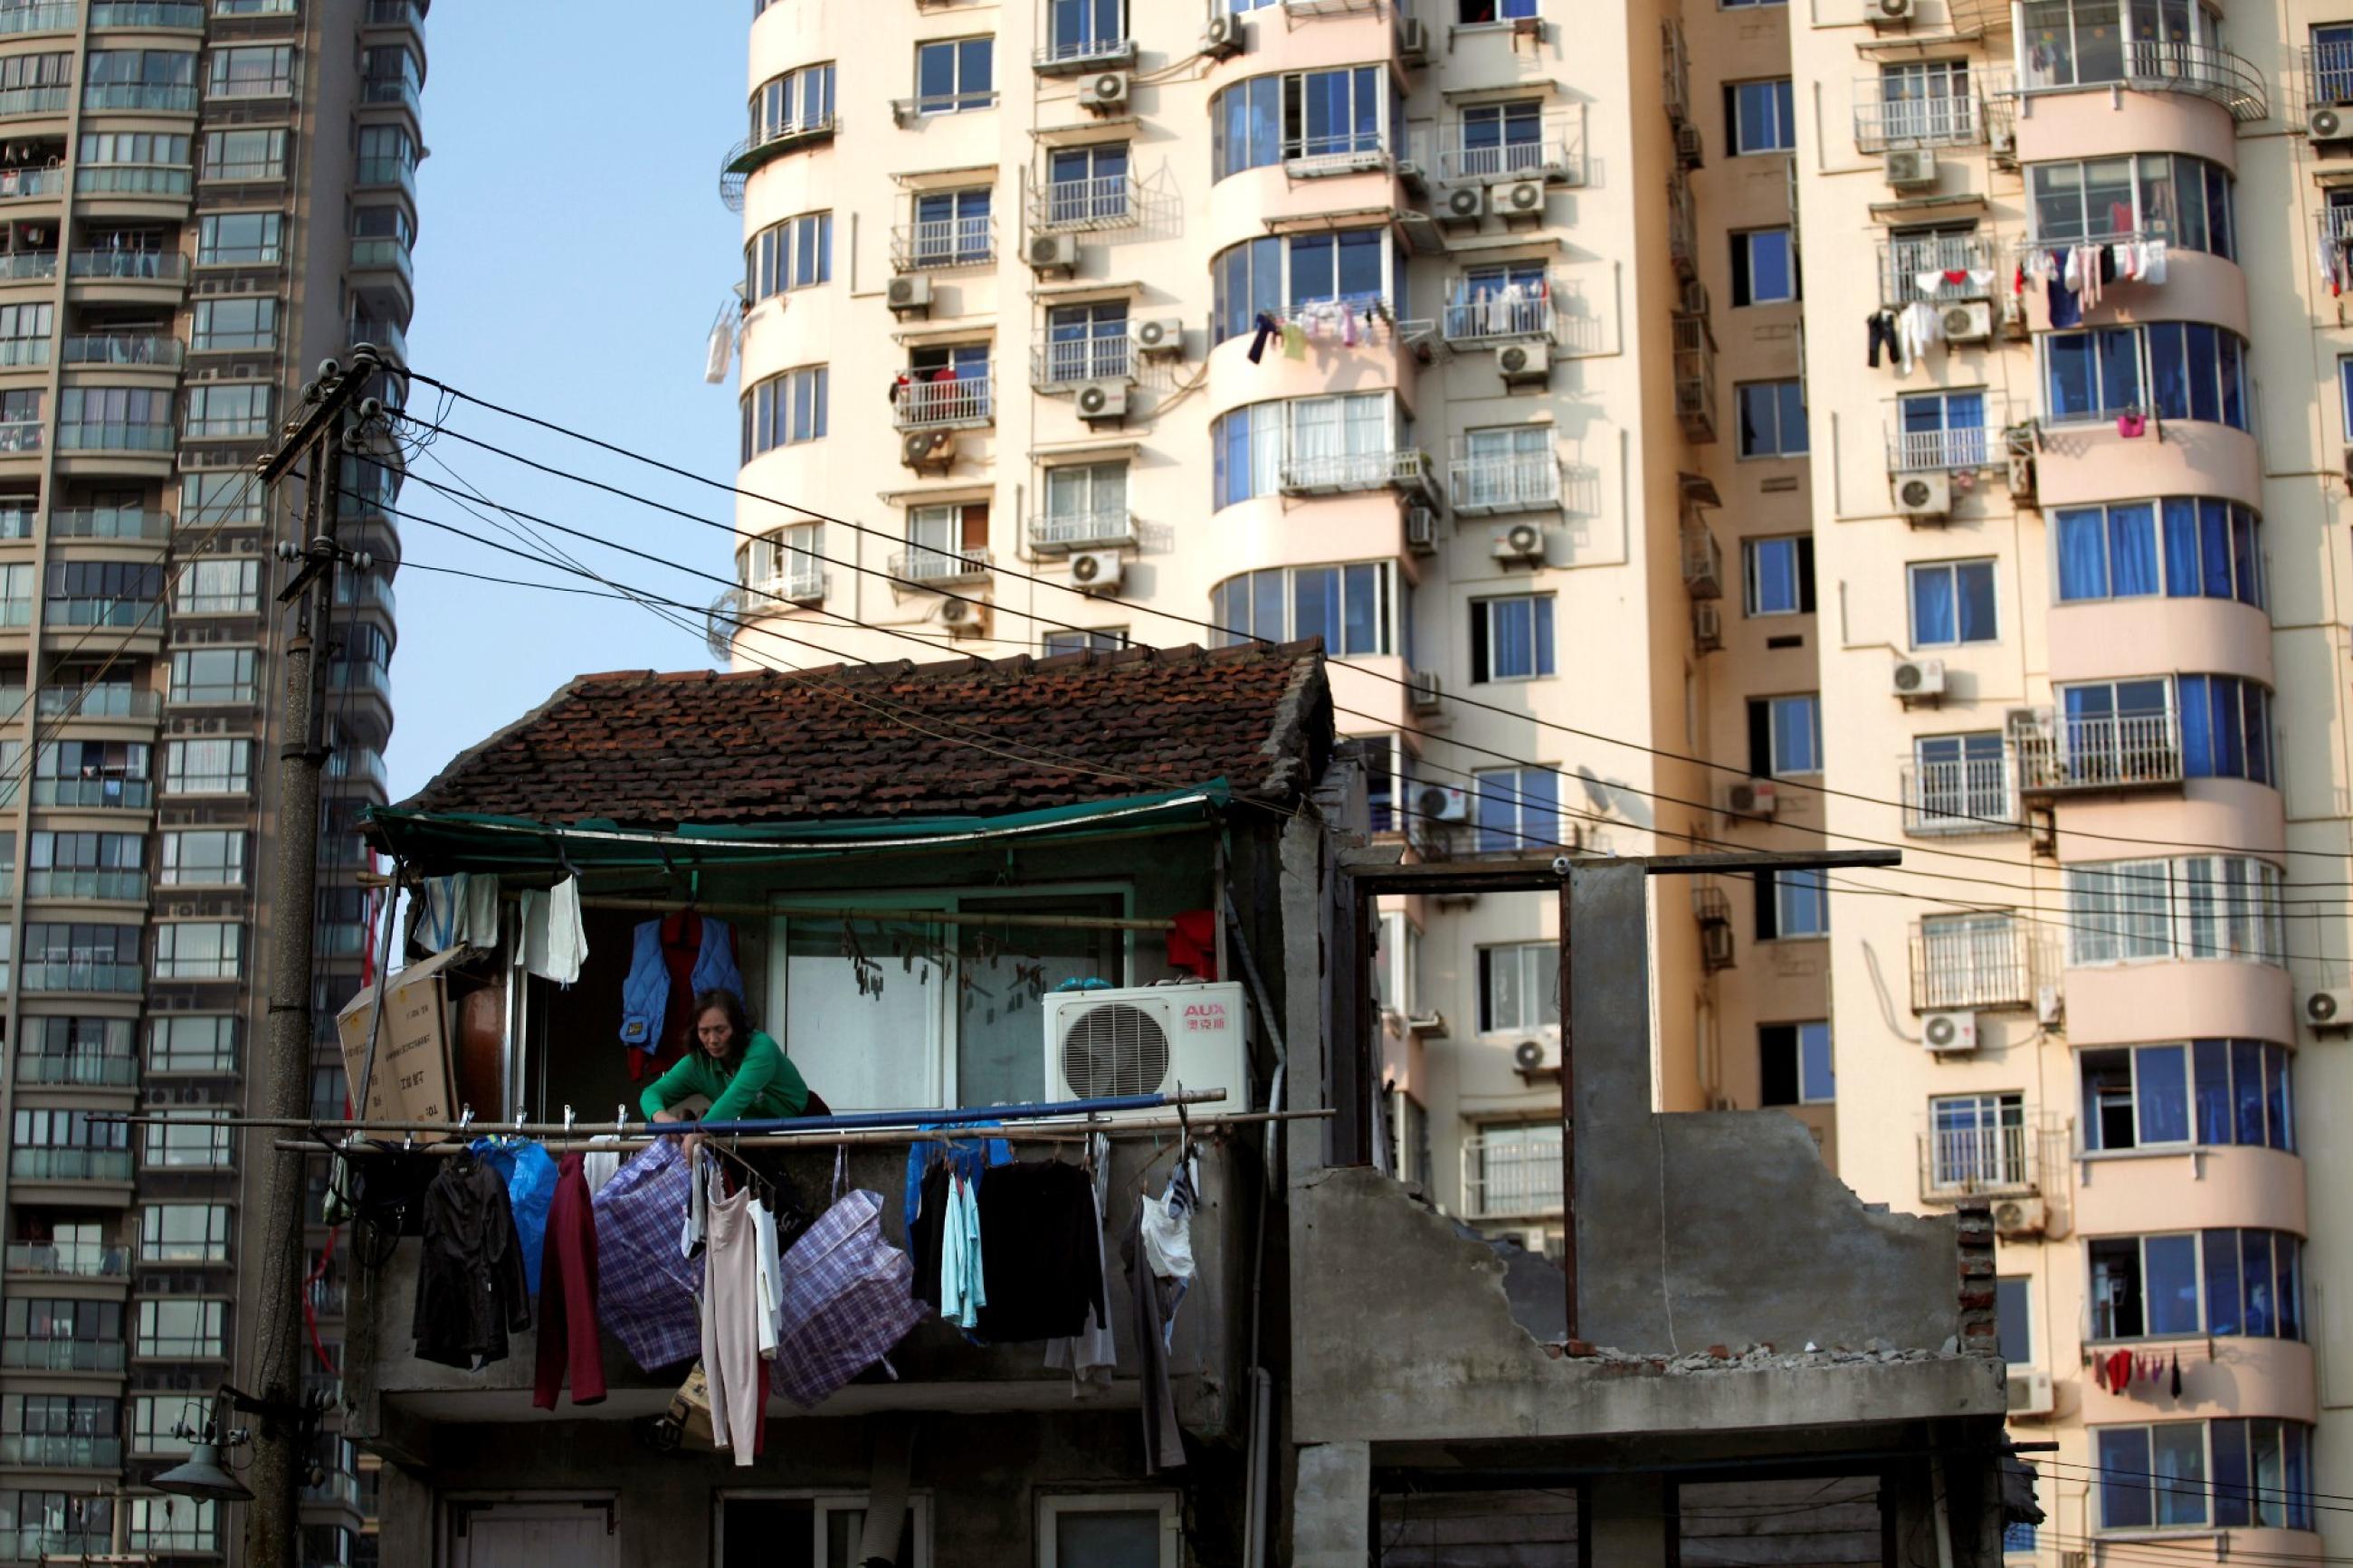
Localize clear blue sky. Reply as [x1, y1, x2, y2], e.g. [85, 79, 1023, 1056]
[389, 1, 749, 798]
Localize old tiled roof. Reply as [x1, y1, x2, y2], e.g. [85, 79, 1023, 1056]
[399, 641, 1332, 828]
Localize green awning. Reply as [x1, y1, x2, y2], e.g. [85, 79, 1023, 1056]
[362, 783, 1233, 878]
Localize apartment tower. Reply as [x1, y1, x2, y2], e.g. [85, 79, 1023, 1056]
[725, 0, 2348, 1562]
[0, 0, 421, 1563]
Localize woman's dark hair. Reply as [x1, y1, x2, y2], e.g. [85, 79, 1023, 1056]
[691, 988, 755, 1067]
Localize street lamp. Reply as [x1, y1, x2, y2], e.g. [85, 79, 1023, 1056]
[151, 1414, 253, 1505]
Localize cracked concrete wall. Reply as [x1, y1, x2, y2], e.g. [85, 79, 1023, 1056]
[1568, 862, 1962, 1353]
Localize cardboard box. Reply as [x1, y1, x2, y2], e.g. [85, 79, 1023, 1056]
[336, 946, 465, 1141]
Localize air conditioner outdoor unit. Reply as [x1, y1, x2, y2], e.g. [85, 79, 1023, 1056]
[1491, 521, 1544, 564]
[938, 595, 991, 636]
[1042, 982, 1249, 1114]
[2006, 1369, 2055, 1418]
[1692, 600, 1722, 651]
[2006, 451, 2036, 501]
[886, 275, 934, 316]
[1942, 300, 1993, 344]
[1068, 549, 1123, 594]
[1700, 922, 1735, 968]
[1874, 0, 1917, 19]
[1673, 124, 1703, 169]
[1396, 16, 1430, 62]
[1992, 1196, 2047, 1239]
[1441, 184, 1489, 225]
[901, 430, 955, 470]
[1511, 1036, 1559, 1073]
[1409, 670, 1443, 714]
[1498, 178, 1547, 220]
[1884, 148, 1937, 189]
[1891, 656, 1947, 701]
[1896, 470, 1951, 522]
[1922, 1010, 1978, 1054]
[1415, 784, 1469, 822]
[1987, 120, 2016, 157]
[1405, 504, 1438, 555]
[1028, 233, 1080, 274]
[1075, 381, 1128, 423]
[2305, 987, 2352, 1031]
[2310, 103, 2350, 141]
[1081, 71, 1131, 112]
[1131, 317, 1184, 356]
[1497, 341, 1550, 386]
[1720, 779, 1777, 820]
[1202, 14, 1245, 58]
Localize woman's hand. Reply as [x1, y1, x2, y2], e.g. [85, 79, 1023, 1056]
[650, 1107, 681, 1126]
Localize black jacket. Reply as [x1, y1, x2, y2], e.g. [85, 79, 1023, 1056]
[975, 1160, 1107, 1343]
[412, 1153, 531, 1370]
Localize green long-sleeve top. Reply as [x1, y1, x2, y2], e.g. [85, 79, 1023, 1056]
[637, 1031, 810, 1126]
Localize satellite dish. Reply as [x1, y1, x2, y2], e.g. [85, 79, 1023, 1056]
[705, 588, 742, 662]
[1577, 764, 1614, 818]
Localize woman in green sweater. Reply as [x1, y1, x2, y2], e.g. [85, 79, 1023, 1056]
[641, 990, 820, 1155]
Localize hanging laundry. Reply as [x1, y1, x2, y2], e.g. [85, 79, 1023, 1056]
[590, 1140, 703, 1372]
[1895, 299, 1941, 375]
[533, 1152, 607, 1410]
[2107, 1348, 2134, 1392]
[1043, 1133, 1119, 1393]
[1281, 321, 1307, 360]
[699, 1166, 766, 1467]
[2093, 1354, 2109, 1392]
[582, 1134, 623, 1194]
[1124, 1203, 1186, 1473]
[1866, 310, 1900, 369]
[1913, 270, 1949, 299]
[2117, 412, 2147, 438]
[2169, 1351, 2182, 1398]
[1246, 310, 1277, 364]
[516, 877, 587, 986]
[2140, 240, 2167, 285]
[1139, 1151, 1201, 1348]
[938, 1172, 986, 1330]
[902, 1128, 1013, 1237]
[752, 1196, 783, 1359]
[1340, 304, 1360, 347]
[618, 912, 745, 1071]
[975, 1161, 1109, 1343]
[412, 1151, 531, 1371]
[2044, 255, 2082, 330]
[470, 1137, 558, 1296]
[420, 874, 500, 954]
[769, 1187, 929, 1410]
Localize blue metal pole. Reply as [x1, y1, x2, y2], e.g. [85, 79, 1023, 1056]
[672, 1088, 1224, 1138]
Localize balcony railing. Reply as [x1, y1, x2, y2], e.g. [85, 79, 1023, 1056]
[1276, 447, 1434, 498]
[17, 1047, 138, 1083]
[1447, 453, 1560, 516]
[1679, 516, 1722, 599]
[887, 216, 995, 273]
[1909, 917, 2035, 1012]
[0, 250, 54, 280]
[1853, 81, 1985, 152]
[362, 0, 421, 24]
[1900, 756, 2019, 836]
[1282, 130, 1392, 178]
[1918, 1117, 2043, 1202]
[0, 1434, 123, 1467]
[2018, 40, 2268, 122]
[39, 686, 157, 717]
[892, 370, 994, 430]
[890, 546, 992, 585]
[1027, 508, 1134, 551]
[1879, 233, 2001, 308]
[62, 334, 181, 368]
[0, 4, 77, 32]
[72, 165, 190, 197]
[349, 236, 413, 277]
[1887, 422, 1999, 474]
[21, 960, 143, 993]
[27, 869, 148, 901]
[51, 506, 166, 539]
[746, 565, 826, 605]
[67, 248, 186, 282]
[1672, 311, 1715, 442]
[57, 422, 174, 452]
[33, 775, 151, 807]
[0, 1337, 125, 1371]
[1441, 280, 1560, 346]
[1032, 33, 1135, 71]
[1667, 176, 1697, 276]
[81, 84, 198, 112]
[0, 166, 62, 199]
[1029, 173, 1138, 233]
[8, 1146, 133, 1180]
[1435, 128, 1584, 185]
[2308, 41, 2353, 110]
[2015, 713, 2183, 794]
[361, 75, 421, 115]
[351, 156, 413, 192]
[0, 337, 45, 366]
[0, 85, 71, 118]
[4, 1241, 128, 1277]
[1031, 336, 1131, 389]
[2323, 205, 2353, 250]
[1460, 1130, 1565, 1221]
[0, 418, 41, 453]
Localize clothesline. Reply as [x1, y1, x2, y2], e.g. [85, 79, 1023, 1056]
[269, 1107, 1331, 1156]
[357, 873, 1180, 934]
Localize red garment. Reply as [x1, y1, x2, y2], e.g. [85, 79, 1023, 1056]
[1942, 268, 1969, 284]
[532, 1153, 607, 1410]
[1165, 909, 1219, 979]
[2107, 1349, 2134, 1392]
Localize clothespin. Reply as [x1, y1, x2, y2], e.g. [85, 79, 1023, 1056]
[615, 1104, 628, 1133]
[563, 1105, 576, 1136]
[458, 1105, 475, 1133]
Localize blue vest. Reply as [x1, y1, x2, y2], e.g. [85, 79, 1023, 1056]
[618, 916, 744, 1052]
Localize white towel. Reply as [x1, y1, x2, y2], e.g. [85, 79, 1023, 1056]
[518, 877, 587, 985]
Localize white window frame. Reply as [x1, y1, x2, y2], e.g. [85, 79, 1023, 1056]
[1479, 940, 1558, 1035]
[2065, 856, 2285, 967]
[713, 1490, 934, 1567]
[132, 1297, 224, 1359]
[1908, 556, 1999, 648]
[152, 920, 243, 980]
[1471, 593, 1556, 683]
[1760, 693, 1824, 775]
[914, 36, 995, 116]
[1733, 227, 1797, 306]
[141, 1110, 232, 1170]
[1037, 1493, 1180, 1568]
[1774, 869, 1829, 938]
[1729, 77, 1796, 155]
[162, 737, 252, 794]
[138, 1202, 230, 1264]
[1742, 535, 1808, 617]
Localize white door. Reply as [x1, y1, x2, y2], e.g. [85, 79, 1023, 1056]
[450, 1501, 618, 1568]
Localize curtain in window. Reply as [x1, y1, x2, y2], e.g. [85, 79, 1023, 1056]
[1911, 568, 1956, 645]
[2108, 503, 2158, 594]
[2055, 508, 2107, 599]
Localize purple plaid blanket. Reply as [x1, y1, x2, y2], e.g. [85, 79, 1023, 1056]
[589, 1139, 701, 1371]
[770, 1188, 927, 1409]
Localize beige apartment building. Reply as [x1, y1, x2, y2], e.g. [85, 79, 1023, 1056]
[726, 0, 2348, 1561]
[0, 0, 423, 1564]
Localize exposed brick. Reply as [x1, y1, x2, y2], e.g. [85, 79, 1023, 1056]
[1959, 1287, 1996, 1311]
[1563, 1339, 1597, 1358]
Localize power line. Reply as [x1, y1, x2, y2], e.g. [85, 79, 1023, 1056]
[381, 375, 2353, 866]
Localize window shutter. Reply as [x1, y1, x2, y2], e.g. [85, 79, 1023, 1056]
[960, 503, 988, 549]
